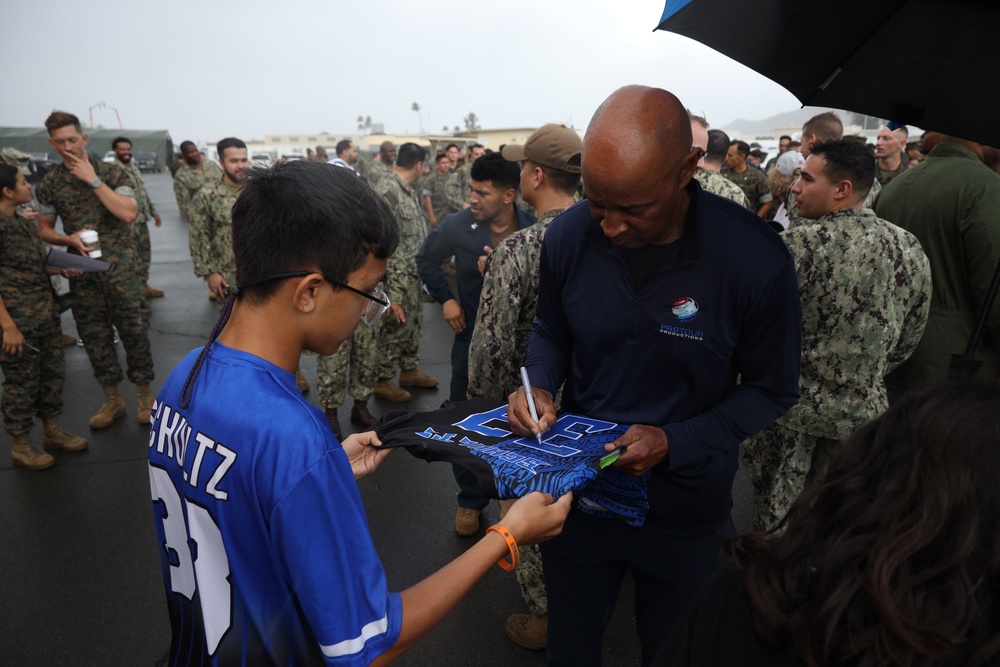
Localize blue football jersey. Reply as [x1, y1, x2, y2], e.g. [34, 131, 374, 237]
[374, 399, 650, 526]
[148, 342, 402, 666]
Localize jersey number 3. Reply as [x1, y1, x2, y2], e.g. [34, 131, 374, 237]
[149, 464, 232, 654]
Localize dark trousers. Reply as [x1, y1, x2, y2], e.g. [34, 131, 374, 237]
[541, 508, 733, 667]
[450, 326, 488, 509]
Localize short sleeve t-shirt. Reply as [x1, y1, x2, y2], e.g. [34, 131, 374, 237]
[149, 342, 401, 666]
[374, 398, 651, 526]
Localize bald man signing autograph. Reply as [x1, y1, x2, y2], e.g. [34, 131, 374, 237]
[506, 86, 802, 665]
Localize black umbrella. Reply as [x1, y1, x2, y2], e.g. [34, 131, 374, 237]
[656, 0, 1000, 147]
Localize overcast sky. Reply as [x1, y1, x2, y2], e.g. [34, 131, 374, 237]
[5, 0, 802, 142]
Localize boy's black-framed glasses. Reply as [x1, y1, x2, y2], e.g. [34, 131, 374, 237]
[238, 270, 390, 326]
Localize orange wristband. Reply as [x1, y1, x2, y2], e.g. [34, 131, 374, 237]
[486, 524, 520, 571]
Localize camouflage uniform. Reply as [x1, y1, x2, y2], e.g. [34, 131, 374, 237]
[428, 171, 460, 222]
[172, 160, 222, 222]
[366, 161, 393, 189]
[316, 320, 378, 408]
[35, 157, 154, 387]
[724, 166, 771, 211]
[116, 158, 158, 282]
[694, 168, 751, 209]
[443, 168, 467, 212]
[876, 160, 908, 186]
[743, 207, 932, 531]
[786, 178, 881, 229]
[0, 211, 64, 436]
[467, 207, 567, 617]
[374, 174, 427, 378]
[188, 177, 239, 288]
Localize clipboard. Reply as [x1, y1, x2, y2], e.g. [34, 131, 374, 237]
[45, 249, 115, 273]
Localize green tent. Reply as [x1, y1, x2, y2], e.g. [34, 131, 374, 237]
[0, 127, 174, 172]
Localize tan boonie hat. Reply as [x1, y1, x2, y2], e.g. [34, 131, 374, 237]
[501, 124, 582, 174]
[0, 147, 31, 175]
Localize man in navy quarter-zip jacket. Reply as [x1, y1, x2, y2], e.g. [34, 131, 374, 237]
[507, 86, 802, 667]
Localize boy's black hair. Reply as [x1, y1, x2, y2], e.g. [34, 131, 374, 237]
[470, 151, 521, 192]
[233, 160, 399, 304]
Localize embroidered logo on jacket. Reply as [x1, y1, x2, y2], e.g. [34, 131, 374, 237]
[671, 297, 699, 321]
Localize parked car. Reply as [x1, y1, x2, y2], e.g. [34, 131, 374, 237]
[102, 151, 115, 163]
[135, 151, 158, 173]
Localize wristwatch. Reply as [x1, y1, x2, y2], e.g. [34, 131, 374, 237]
[90, 178, 103, 189]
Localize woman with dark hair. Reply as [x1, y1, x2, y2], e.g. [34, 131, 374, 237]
[0, 164, 87, 469]
[657, 381, 1000, 666]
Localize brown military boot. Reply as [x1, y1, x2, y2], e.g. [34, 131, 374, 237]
[143, 283, 165, 298]
[136, 385, 153, 425]
[350, 400, 376, 428]
[61, 334, 78, 347]
[505, 613, 547, 650]
[374, 379, 411, 403]
[11, 434, 56, 470]
[295, 369, 310, 394]
[42, 418, 88, 452]
[399, 368, 439, 388]
[324, 407, 342, 440]
[89, 385, 126, 429]
[454, 507, 481, 536]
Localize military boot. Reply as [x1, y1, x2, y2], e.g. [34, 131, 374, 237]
[42, 418, 88, 452]
[89, 385, 126, 429]
[505, 613, 547, 651]
[143, 283, 165, 298]
[374, 379, 411, 403]
[137, 385, 153, 425]
[399, 368, 439, 388]
[11, 434, 56, 470]
[350, 400, 376, 428]
[324, 408, 342, 440]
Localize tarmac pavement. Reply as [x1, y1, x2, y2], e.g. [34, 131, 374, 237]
[0, 173, 753, 667]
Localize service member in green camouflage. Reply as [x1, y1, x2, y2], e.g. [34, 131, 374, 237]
[743, 139, 932, 533]
[365, 141, 396, 189]
[688, 115, 751, 208]
[784, 113, 881, 229]
[372, 143, 438, 402]
[425, 153, 460, 227]
[188, 137, 249, 300]
[454, 144, 484, 206]
[34, 111, 154, 429]
[316, 320, 379, 437]
[0, 165, 88, 469]
[113, 136, 164, 298]
[724, 140, 772, 218]
[468, 124, 582, 651]
[875, 125, 909, 186]
[172, 140, 222, 222]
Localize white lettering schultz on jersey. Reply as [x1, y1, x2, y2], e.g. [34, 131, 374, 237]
[150, 399, 237, 500]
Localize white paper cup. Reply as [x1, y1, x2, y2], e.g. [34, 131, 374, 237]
[80, 229, 102, 258]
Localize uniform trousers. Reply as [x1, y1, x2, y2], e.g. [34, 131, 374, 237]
[541, 508, 732, 667]
[450, 324, 489, 510]
[71, 272, 153, 386]
[1, 330, 63, 435]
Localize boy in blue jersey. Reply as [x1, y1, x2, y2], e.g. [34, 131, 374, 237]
[148, 161, 571, 666]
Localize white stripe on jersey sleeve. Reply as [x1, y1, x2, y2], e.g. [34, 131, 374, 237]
[320, 615, 389, 658]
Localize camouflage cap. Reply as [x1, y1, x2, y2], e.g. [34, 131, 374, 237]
[501, 124, 582, 174]
[0, 147, 31, 175]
